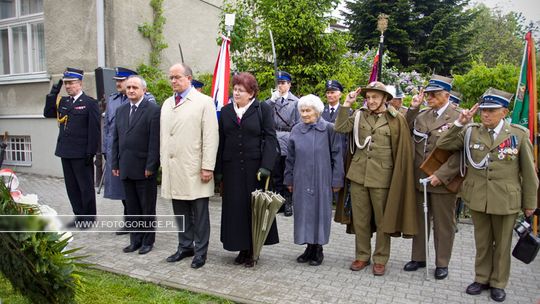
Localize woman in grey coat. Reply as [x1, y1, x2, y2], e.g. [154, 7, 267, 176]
[284, 94, 344, 266]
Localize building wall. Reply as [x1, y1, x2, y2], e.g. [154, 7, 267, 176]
[1, 0, 223, 178]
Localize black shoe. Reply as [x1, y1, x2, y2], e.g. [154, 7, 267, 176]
[297, 245, 314, 263]
[191, 255, 206, 269]
[490, 288, 506, 302]
[434, 267, 448, 280]
[138, 245, 153, 255]
[403, 260, 426, 271]
[166, 250, 194, 262]
[465, 282, 490, 295]
[234, 250, 249, 265]
[123, 243, 142, 253]
[309, 245, 323, 266]
[284, 202, 293, 217]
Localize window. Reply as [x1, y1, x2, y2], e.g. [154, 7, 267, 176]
[0, 0, 45, 76]
[2, 135, 32, 166]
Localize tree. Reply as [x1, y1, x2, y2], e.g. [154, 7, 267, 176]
[221, 0, 352, 97]
[465, 4, 526, 67]
[345, 0, 475, 74]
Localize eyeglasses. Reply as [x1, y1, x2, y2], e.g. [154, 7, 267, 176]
[425, 91, 443, 98]
[168, 75, 187, 81]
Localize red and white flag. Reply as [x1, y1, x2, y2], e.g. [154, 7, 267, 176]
[211, 35, 231, 113]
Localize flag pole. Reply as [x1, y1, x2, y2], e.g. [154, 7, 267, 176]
[376, 14, 388, 82]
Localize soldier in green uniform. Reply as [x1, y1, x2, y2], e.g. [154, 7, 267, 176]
[334, 82, 416, 276]
[437, 88, 538, 302]
[404, 75, 461, 280]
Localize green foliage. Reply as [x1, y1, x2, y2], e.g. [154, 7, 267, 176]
[137, 0, 168, 67]
[452, 61, 519, 110]
[221, 0, 351, 98]
[1, 268, 234, 304]
[0, 183, 89, 304]
[466, 4, 526, 67]
[346, 0, 475, 74]
[136, 64, 172, 105]
[193, 73, 215, 97]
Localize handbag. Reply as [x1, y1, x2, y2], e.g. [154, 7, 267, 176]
[419, 147, 464, 193]
[512, 231, 540, 264]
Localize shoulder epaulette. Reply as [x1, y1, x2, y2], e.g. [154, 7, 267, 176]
[465, 122, 481, 128]
[510, 123, 529, 134]
[387, 105, 398, 117]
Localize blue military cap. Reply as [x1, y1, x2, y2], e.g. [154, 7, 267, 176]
[325, 80, 343, 92]
[192, 79, 204, 88]
[424, 74, 453, 92]
[277, 71, 292, 82]
[62, 67, 84, 81]
[113, 67, 137, 80]
[479, 87, 513, 109]
[394, 85, 405, 98]
[449, 90, 462, 104]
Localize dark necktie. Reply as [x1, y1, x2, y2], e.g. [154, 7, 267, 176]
[69, 96, 74, 103]
[488, 129, 495, 145]
[281, 97, 285, 105]
[129, 105, 137, 125]
[175, 94, 182, 106]
[330, 107, 335, 119]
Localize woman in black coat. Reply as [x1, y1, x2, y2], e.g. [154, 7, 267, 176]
[216, 72, 279, 267]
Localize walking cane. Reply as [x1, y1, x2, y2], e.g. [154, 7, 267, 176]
[419, 177, 431, 280]
[97, 158, 106, 194]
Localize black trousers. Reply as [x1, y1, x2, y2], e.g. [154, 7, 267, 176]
[61, 158, 96, 220]
[172, 197, 210, 257]
[123, 176, 157, 246]
[271, 155, 287, 195]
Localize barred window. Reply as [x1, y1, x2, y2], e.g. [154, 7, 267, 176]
[3, 135, 32, 166]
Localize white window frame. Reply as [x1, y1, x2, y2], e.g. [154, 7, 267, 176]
[3, 135, 32, 167]
[0, 0, 47, 84]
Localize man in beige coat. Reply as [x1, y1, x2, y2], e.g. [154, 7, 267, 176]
[437, 88, 538, 302]
[161, 63, 219, 269]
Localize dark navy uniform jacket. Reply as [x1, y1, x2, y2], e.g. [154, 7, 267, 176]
[44, 92, 100, 158]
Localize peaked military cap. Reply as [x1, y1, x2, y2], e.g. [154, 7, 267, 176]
[62, 67, 84, 81]
[394, 85, 405, 98]
[277, 71, 292, 82]
[361, 81, 393, 101]
[424, 74, 453, 92]
[113, 67, 137, 80]
[479, 88, 513, 109]
[325, 80, 343, 92]
[192, 79, 204, 88]
[449, 90, 462, 104]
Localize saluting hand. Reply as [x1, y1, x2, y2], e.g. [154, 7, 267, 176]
[410, 88, 424, 108]
[458, 103, 479, 125]
[343, 87, 362, 107]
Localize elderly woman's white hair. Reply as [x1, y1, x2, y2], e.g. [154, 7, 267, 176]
[298, 94, 324, 115]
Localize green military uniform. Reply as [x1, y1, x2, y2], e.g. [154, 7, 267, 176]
[335, 104, 417, 265]
[437, 121, 538, 288]
[406, 103, 461, 268]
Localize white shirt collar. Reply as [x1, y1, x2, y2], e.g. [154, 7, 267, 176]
[71, 91, 83, 102]
[491, 119, 505, 137]
[130, 96, 144, 108]
[435, 101, 450, 117]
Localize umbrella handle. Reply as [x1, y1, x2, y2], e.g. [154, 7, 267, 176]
[264, 176, 270, 192]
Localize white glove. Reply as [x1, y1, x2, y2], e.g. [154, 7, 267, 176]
[270, 89, 280, 102]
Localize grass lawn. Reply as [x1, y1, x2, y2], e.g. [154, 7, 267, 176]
[0, 268, 234, 304]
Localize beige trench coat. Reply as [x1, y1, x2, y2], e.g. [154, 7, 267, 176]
[160, 89, 219, 200]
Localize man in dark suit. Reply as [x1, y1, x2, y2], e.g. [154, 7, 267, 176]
[43, 67, 100, 227]
[321, 80, 344, 123]
[112, 75, 160, 255]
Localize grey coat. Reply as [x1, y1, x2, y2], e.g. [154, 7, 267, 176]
[102, 93, 128, 200]
[284, 118, 344, 245]
[265, 93, 300, 156]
